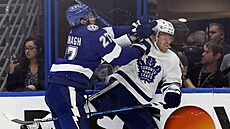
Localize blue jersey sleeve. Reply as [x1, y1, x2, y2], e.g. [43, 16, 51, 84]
[111, 26, 133, 38]
[89, 26, 141, 66]
[109, 46, 141, 66]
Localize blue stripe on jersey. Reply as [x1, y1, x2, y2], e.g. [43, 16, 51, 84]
[117, 71, 152, 102]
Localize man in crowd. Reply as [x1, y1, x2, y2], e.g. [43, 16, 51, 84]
[220, 53, 230, 87]
[206, 23, 230, 55]
[181, 41, 229, 88]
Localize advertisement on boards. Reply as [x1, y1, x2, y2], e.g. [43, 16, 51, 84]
[0, 89, 230, 129]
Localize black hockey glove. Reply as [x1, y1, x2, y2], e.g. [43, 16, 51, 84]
[162, 85, 181, 109]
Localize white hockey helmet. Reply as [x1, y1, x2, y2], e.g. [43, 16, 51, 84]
[153, 19, 175, 36]
[152, 19, 175, 52]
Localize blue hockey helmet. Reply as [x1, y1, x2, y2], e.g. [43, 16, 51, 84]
[66, 4, 92, 26]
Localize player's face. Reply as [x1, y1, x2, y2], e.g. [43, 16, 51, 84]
[87, 12, 96, 24]
[156, 32, 173, 53]
[80, 12, 96, 25]
[205, 25, 224, 43]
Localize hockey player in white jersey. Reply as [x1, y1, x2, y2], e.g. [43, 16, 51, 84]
[45, 3, 156, 129]
[90, 19, 182, 129]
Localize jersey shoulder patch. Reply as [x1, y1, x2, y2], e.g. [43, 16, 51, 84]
[87, 25, 99, 31]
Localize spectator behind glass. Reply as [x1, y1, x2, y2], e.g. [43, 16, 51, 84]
[169, 20, 189, 71]
[182, 30, 206, 72]
[6, 35, 45, 91]
[220, 53, 230, 87]
[187, 30, 206, 46]
[206, 23, 230, 55]
[180, 41, 229, 88]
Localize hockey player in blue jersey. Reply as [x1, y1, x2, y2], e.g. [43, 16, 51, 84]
[89, 19, 182, 129]
[45, 3, 156, 129]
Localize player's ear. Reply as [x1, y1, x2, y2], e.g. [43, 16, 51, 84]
[214, 52, 221, 60]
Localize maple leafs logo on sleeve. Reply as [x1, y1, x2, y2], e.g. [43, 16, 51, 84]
[137, 57, 161, 83]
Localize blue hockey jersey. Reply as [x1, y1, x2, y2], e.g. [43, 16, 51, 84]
[49, 24, 142, 84]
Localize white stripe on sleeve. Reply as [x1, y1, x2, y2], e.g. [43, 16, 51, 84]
[103, 27, 115, 39]
[102, 44, 122, 63]
[50, 64, 93, 79]
[113, 34, 132, 47]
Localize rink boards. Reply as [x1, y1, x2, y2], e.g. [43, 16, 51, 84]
[0, 88, 230, 129]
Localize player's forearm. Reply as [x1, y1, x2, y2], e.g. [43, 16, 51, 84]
[103, 26, 133, 39]
[180, 63, 197, 88]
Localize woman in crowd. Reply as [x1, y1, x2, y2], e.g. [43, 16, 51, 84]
[6, 35, 45, 91]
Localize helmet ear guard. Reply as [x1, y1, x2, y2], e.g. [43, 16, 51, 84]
[66, 4, 93, 27]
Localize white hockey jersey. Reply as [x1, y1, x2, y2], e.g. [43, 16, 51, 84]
[109, 39, 182, 104]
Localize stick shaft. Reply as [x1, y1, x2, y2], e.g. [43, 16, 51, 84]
[87, 102, 162, 117]
[3, 102, 162, 125]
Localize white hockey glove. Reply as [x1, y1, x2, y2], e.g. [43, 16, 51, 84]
[162, 85, 181, 109]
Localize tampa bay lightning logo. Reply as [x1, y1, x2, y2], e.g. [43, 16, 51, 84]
[87, 25, 99, 31]
[137, 57, 161, 83]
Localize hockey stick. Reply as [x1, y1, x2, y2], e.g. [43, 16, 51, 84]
[87, 102, 163, 118]
[3, 102, 163, 125]
[74, 0, 82, 4]
[3, 112, 57, 125]
[88, 80, 119, 101]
